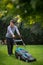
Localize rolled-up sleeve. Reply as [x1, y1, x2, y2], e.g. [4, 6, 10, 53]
[15, 26, 20, 35]
[8, 26, 14, 36]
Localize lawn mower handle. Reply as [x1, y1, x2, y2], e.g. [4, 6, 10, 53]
[13, 38, 25, 46]
[13, 36, 25, 46]
[19, 35, 25, 46]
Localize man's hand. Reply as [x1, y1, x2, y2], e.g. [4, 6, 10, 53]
[19, 35, 22, 38]
[12, 35, 15, 38]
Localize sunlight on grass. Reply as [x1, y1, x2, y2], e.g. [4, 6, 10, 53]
[0, 45, 43, 65]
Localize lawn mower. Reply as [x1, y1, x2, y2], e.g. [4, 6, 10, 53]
[14, 38, 36, 62]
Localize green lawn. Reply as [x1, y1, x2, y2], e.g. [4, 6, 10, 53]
[0, 45, 43, 65]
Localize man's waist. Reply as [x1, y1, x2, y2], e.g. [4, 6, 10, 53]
[6, 33, 13, 38]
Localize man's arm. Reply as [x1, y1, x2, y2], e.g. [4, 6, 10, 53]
[15, 26, 20, 36]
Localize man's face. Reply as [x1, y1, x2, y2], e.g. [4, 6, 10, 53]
[10, 21, 14, 27]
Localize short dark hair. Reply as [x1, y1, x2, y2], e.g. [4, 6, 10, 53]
[10, 19, 16, 24]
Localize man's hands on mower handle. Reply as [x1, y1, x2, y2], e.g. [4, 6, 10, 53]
[12, 34, 15, 38]
[12, 34, 21, 38]
[12, 34, 25, 46]
[19, 34, 22, 38]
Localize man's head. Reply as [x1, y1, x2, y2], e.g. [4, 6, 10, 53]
[10, 19, 16, 27]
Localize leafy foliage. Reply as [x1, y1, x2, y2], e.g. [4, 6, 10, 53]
[0, 0, 43, 44]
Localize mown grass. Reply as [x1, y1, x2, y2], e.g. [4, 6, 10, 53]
[0, 45, 43, 65]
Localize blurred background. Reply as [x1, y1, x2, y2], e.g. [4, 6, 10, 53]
[0, 0, 43, 45]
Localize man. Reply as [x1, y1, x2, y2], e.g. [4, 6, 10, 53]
[6, 19, 21, 56]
